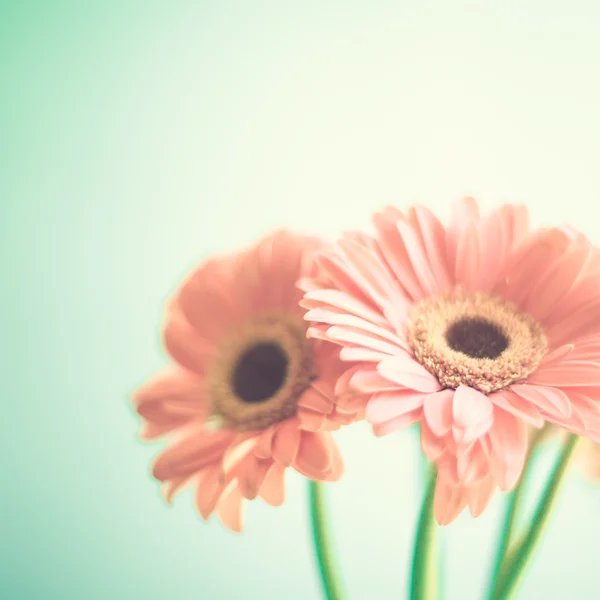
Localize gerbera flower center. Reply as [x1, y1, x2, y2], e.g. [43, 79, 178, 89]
[207, 313, 316, 430]
[232, 342, 289, 403]
[407, 292, 548, 394]
[445, 318, 509, 359]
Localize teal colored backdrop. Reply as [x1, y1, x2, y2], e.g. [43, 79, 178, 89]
[3, 1, 600, 598]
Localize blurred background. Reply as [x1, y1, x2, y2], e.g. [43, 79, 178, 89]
[3, 1, 600, 598]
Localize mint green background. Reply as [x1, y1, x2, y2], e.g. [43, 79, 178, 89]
[3, 1, 600, 598]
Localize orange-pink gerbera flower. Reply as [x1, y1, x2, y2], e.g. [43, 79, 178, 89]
[300, 198, 600, 524]
[133, 231, 362, 532]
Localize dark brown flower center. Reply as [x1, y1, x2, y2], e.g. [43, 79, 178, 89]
[232, 342, 289, 403]
[445, 317, 509, 360]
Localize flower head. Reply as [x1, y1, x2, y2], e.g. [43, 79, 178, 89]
[301, 198, 600, 524]
[133, 231, 362, 532]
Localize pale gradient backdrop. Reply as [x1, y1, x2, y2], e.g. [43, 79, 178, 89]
[3, 1, 600, 599]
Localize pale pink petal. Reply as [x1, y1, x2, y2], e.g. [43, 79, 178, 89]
[333, 364, 362, 395]
[194, 465, 224, 519]
[152, 429, 234, 481]
[163, 309, 216, 375]
[326, 325, 402, 356]
[396, 219, 439, 295]
[272, 419, 302, 466]
[454, 223, 480, 291]
[467, 476, 496, 518]
[434, 478, 468, 526]
[297, 388, 334, 414]
[222, 434, 258, 473]
[423, 389, 455, 436]
[456, 442, 490, 486]
[348, 366, 402, 393]
[259, 462, 286, 506]
[305, 308, 407, 348]
[373, 210, 424, 300]
[336, 238, 402, 307]
[413, 205, 452, 291]
[487, 410, 527, 490]
[314, 252, 375, 304]
[254, 426, 276, 459]
[365, 391, 426, 424]
[490, 390, 544, 428]
[452, 386, 494, 442]
[294, 431, 333, 477]
[420, 420, 447, 461]
[446, 196, 480, 270]
[239, 457, 271, 500]
[377, 354, 441, 392]
[371, 408, 422, 436]
[527, 361, 600, 387]
[340, 346, 393, 363]
[301, 288, 384, 324]
[511, 384, 571, 419]
[297, 408, 327, 432]
[218, 486, 245, 533]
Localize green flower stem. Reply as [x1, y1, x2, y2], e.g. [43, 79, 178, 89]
[487, 425, 548, 599]
[492, 433, 580, 600]
[309, 481, 346, 600]
[410, 468, 439, 600]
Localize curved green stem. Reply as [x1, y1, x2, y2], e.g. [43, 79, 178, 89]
[309, 481, 346, 600]
[487, 425, 547, 598]
[410, 468, 439, 600]
[492, 434, 580, 600]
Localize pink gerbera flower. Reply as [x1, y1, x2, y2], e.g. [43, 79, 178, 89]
[300, 198, 600, 524]
[133, 231, 362, 532]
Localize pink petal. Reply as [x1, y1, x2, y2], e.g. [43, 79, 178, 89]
[305, 309, 407, 348]
[297, 408, 327, 432]
[527, 361, 600, 387]
[371, 408, 422, 436]
[490, 390, 544, 428]
[301, 289, 384, 324]
[487, 410, 527, 490]
[454, 223, 480, 291]
[163, 309, 215, 375]
[314, 252, 375, 303]
[337, 238, 401, 307]
[434, 478, 468, 526]
[365, 391, 426, 424]
[326, 325, 401, 356]
[272, 419, 302, 466]
[423, 389, 455, 436]
[294, 431, 333, 477]
[348, 366, 401, 393]
[297, 389, 333, 414]
[377, 354, 441, 392]
[254, 426, 276, 459]
[396, 219, 439, 295]
[373, 211, 424, 300]
[152, 429, 234, 481]
[218, 485, 245, 533]
[194, 465, 223, 519]
[456, 442, 490, 486]
[511, 384, 571, 419]
[413, 205, 452, 291]
[222, 434, 258, 473]
[467, 476, 496, 518]
[239, 457, 271, 500]
[420, 420, 447, 461]
[340, 346, 392, 362]
[259, 462, 286, 506]
[452, 386, 494, 442]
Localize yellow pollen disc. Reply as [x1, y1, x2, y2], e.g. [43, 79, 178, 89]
[407, 292, 548, 394]
[206, 312, 316, 431]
